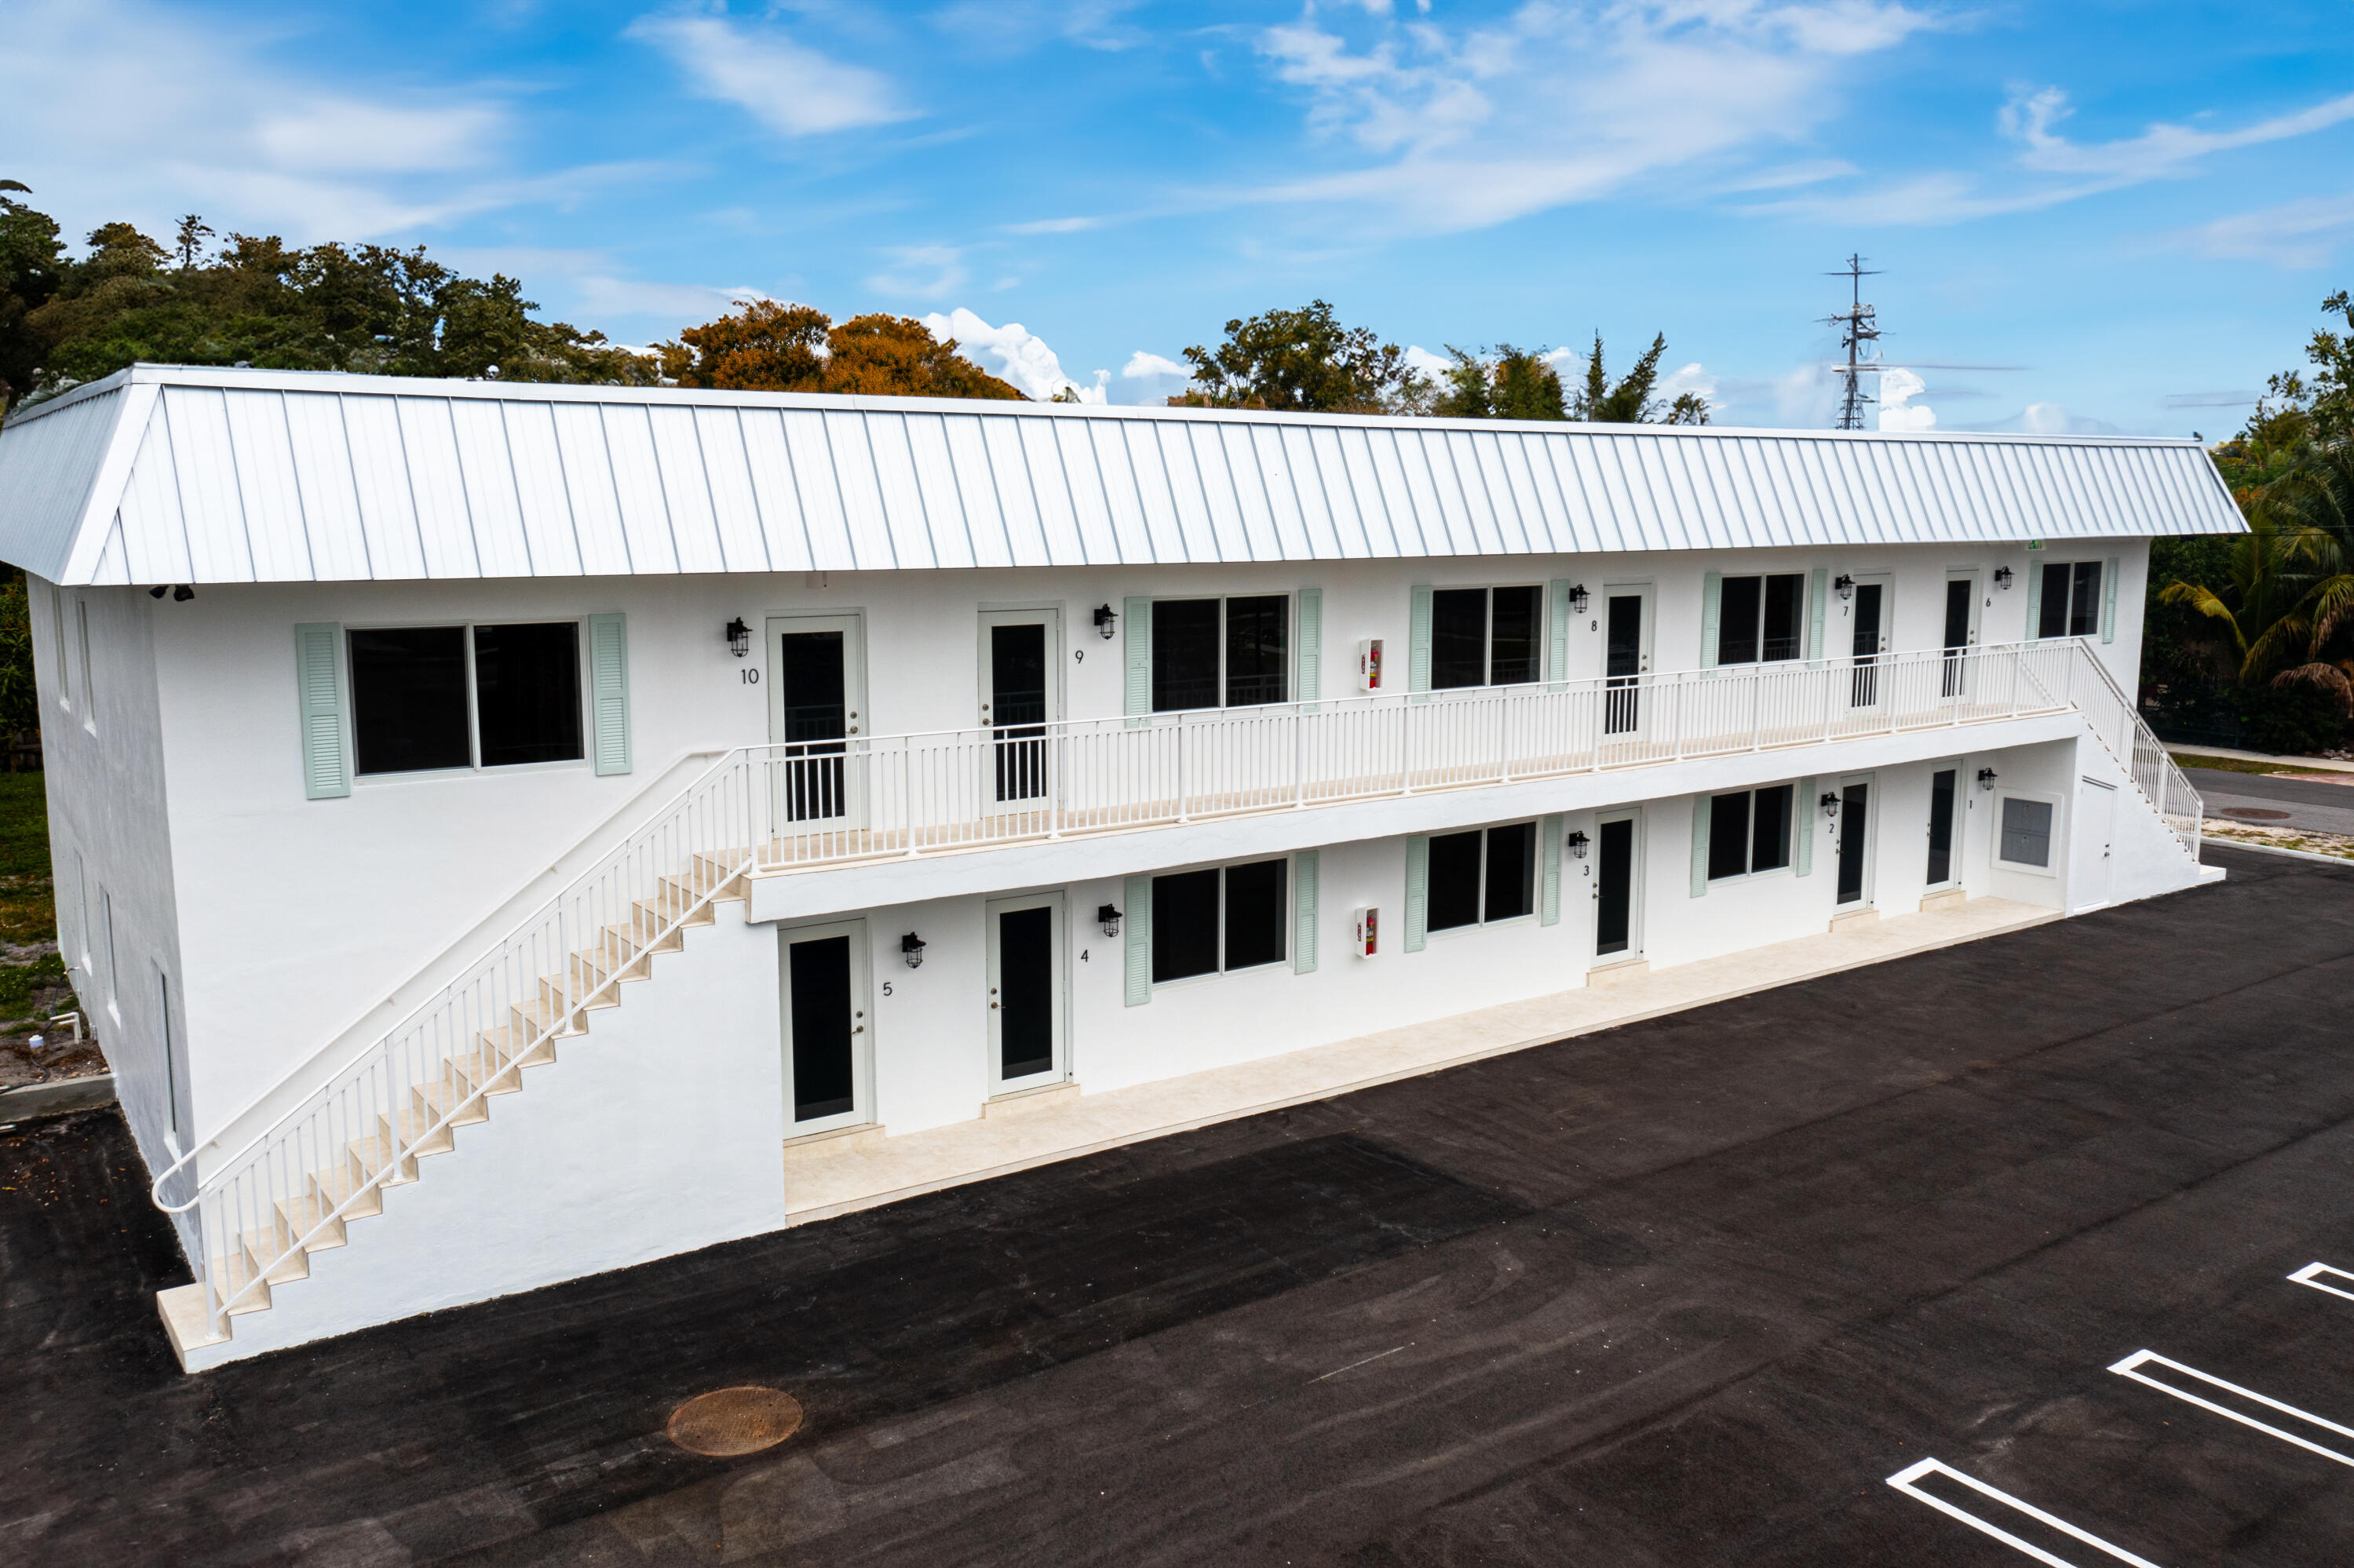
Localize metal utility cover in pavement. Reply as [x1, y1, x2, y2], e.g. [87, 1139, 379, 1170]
[666, 1387, 805, 1457]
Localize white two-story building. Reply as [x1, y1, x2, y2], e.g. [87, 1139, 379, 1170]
[0, 365, 2238, 1369]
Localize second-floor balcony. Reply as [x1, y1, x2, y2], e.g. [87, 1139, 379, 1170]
[718, 639, 2174, 881]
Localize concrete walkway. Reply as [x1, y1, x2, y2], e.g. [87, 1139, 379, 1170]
[2169, 742, 2354, 773]
[782, 894, 2058, 1224]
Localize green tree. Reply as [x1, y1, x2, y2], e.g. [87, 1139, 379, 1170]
[1432, 344, 1567, 421]
[1180, 301, 1429, 414]
[1573, 332, 1709, 424]
[0, 182, 65, 410]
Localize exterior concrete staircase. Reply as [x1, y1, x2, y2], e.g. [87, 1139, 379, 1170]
[156, 851, 751, 1363]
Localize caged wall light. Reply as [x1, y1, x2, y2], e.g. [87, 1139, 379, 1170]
[1097, 904, 1123, 937]
[900, 932, 927, 968]
[724, 618, 750, 657]
[1093, 603, 1119, 639]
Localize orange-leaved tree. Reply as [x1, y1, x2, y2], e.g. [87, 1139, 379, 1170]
[659, 301, 1022, 399]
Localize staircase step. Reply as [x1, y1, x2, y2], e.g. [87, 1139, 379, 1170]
[274, 1184, 352, 1251]
[240, 1223, 311, 1287]
[307, 1161, 385, 1221]
[381, 1104, 456, 1159]
[206, 1256, 276, 1316]
[348, 1129, 419, 1190]
[412, 1078, 491, 1133]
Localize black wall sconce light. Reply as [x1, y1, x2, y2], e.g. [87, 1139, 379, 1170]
[724, 617, 750, 657]
[1834, 573, 1856, 600]
[1568, 583, 1591, 615]
[1097, 903, 1122, 937]
[1992, 567, 2014, 589]
[900, 932, 927, 968]
[1564, 828, 1590, 859]
[1093, 603, 1119, 639]
[1820, 790, 1843, 821]
[1976, 768, 1998, 792]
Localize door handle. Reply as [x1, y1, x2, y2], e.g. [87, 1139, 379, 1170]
[853, 1025, 864, 1034]
[990, 1001, 1000, 1009]
[849, 727, 859, 734]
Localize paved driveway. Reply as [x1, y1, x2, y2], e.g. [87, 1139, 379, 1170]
[2188, 764, 2354, 837]
[5, 844, 2354, 1566]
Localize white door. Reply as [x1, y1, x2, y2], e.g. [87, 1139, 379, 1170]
[1845, 574, 1892, 710]
[768, 614, 867, 830]
[2073, 777, 2116, 911]
[780, 918, 872, 1135]
[1600, 585, 1654, 739]
[1591, 807, 1644, 961]
[987, 890, 1068, 1094]
[977, 609, 1060, 816]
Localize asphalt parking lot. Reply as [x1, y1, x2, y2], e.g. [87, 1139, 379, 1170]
[5, 842, 2354, 1566]
[2187, 764, 2354, 837]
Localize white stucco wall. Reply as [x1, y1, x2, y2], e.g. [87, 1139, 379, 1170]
[27, 578, 189, 1185]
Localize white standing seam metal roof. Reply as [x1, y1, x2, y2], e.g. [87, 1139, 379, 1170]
[0, 364, 2243, 587]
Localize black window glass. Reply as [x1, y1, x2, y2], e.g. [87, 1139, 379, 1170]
[2037, 563, 2071, 638]
[1151, 868, 1220, 982]
[1717, 575, 1762, 665]
[350, 626, 470, 775]
[1430, 589, 1487, 689]
[1926, 769, 1957, 884]
[1707, 791, 1752, 880]
[1750, 784, 1794, 873]
[1491, 586, 1542, 684]
[786, 935, 855, 1122]
[1484, 822, 1535, 921]
[1224, 596, 1289, 707]
[473, 622, 582, 768]
[1223, 858, 1288, 970]
[1152, 599, 1221, 711]
[2068, 561, 2102, 637]
[1426, 829, 1483, 931]
[1762, 574, 1805, 662]
[996, 905, 1054, 1080]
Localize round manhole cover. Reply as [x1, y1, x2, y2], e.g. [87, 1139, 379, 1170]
[666, 1387, 805, 1457]
[2224, 807, 2294, 821]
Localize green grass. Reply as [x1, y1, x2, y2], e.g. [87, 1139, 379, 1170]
[0, 773, 53, 946]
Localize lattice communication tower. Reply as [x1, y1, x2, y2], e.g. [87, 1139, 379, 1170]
[1824, 254, 1883, 430]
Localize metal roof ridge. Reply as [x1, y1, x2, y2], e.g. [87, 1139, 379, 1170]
[20, 363, 2209, 449]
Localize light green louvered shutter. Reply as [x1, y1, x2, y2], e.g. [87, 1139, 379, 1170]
[294, 623, 349, 800]
[2101, 557, 2119, 644]
[1540, 813, 1563, 925]
[1700, 572, 1722, 669]
[1124, 596, 1152, 724]
[1403, 835, 1429, 951]
[1293, 849, 1319, 973]
[589, 613, 632, 775]
[1547, 580, 1571, 689]
[1295, 589, 1322, 707]
[1796, 778, 1816, 877]
[1408, 585, 1433, 697]
[1807, 568, 1828, 664]
[1690, 795, 1711, 898]
[1124, 873, 1152, 1005]
[2024, 562, 2045, 641]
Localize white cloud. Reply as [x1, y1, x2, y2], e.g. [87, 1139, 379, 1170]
[1878, 366, 1935, 431]
[1761, 86, 2354, 226]
[1248, 2, 1941, 231]
[0, 0, 651, 246]
[1657, 360, 1719, 416]
[1122, 351, 1187, 379]
[626, 7, 907, 138]
[1005, 216, 1103, 235]
[867, 244, 969, 299]
[1402, 344, 1454, 379]
[1957, 403, 2124, 436]
[923, 308, 1107, 401]
[2175, 191, 2354, 269]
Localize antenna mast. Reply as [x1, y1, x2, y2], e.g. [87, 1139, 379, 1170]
[1823, 253, 1883, 430]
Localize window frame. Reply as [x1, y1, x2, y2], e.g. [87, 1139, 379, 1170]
[346, 616, 592, 781]
[2034, 560, 2104, 640]
[1992, 789, 2061, 876]
[1149, 855, 1294, 986]
[1429, 583, 1548, 691]
[1424, 821, 1541, 935]
[1714, 572, 1809, 668]
[1703, 783, 1798, 883]
[1148, 593, 1293, 713]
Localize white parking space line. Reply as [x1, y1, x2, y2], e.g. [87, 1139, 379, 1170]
[2287, 1262, 2354, 1304]
[2108, 1350, 2354, 1468]
[1885, 1458, 2165, 1567]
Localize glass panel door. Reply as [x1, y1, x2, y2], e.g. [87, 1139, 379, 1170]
[781, 920, 870, 1134]
[768, 614, 867, 827]
[1849, 580, 1888, 708]
[1837, 779, 1873, 906]
[987, 892, 1066, 1092]
[980, 610, 1058, 811]
[1593, 811, 1640, 957]
[1604, 589, 1649, 736]
[1926, 768, 1959, 886]
[1940, 577, 1976, 698]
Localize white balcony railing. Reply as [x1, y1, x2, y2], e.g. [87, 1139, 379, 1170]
[148, 637, 2196, 1340]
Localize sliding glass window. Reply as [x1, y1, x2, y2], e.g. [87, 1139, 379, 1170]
[1717, 574, 1806, 665]
[1706, 785, 1796, 881]
[1426, 822, 1538, 932]
[1151, 857, 1290, 983]
[1152, 596, 1290, 712]
[1431, 585, 1543, 689]
[351, 622, 586, 777]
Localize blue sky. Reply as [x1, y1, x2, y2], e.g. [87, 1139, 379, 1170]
[7, 0, 2352, 432]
